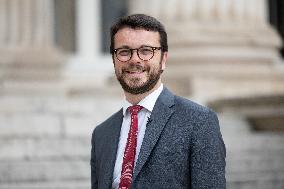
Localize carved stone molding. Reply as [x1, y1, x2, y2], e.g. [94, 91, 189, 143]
[130, 0, 268, 26]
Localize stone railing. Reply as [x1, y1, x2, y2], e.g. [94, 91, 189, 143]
[129, 0, 267, 26]
[0, 0, 65, 89]
[0, 0, 54, 48]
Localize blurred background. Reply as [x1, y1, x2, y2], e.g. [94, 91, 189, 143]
[0, 0, 284, 188]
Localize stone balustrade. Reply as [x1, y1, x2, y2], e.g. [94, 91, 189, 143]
[129, 0, 267, 26]
[0, 0, 54, 48]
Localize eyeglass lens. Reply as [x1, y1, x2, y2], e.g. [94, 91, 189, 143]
[115, 47, 158, 62]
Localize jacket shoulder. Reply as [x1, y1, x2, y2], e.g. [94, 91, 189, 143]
[93, 109, 123, 134]
[172, 95, 219, 130]
[174, 95, 215, 115]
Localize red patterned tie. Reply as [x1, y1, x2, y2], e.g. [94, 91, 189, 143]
[119, 105, 143, 189]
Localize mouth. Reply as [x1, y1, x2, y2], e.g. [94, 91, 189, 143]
[124, 70, 145, 79]
[121, 64, 147, 78]
[125, 70, 145, 74]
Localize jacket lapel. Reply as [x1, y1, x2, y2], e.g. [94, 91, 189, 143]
[101, 109, 124, 188]
[133, 88, 175, 180]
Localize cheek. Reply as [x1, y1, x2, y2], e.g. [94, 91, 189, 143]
[114, 64, 123, 75]
[114, 62, 123, 70]
[150, 59, 163, 71]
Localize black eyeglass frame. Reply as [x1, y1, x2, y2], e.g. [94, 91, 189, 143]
[113, 46, 162, 62]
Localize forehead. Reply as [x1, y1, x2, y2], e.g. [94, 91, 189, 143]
[114, 27, 160, 48]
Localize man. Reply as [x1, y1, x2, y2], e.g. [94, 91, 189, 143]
[91, 14, 226, 189]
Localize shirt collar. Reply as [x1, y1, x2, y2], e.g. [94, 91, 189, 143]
[122, 84, 164, 116]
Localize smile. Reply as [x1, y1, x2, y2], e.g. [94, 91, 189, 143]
[126, 70, 145, 74]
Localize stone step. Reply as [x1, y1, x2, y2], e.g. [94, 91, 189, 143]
[0, 138, 90, 161]
[0, 146, 282, 183]
[227, 150, 284, 162]
[227, 171, 284, 189]
[223, 133, 284, 151]
[0, 181, 89, 189]
[0, 95, 121, 115]
[227, 157, 284, 174]
[0, 94, 122, 139]
[0, 160, 90, 183]
[0, 113, 100, 138]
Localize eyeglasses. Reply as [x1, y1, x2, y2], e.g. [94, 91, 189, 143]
[113, 46, 162, 62]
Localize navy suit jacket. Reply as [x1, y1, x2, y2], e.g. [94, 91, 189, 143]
[91, 87, 226, 189]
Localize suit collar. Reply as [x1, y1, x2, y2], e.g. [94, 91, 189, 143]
[122, 84, 164, 115]
[101, 109, 124, 188]
[155, 87, 175, 108]
[133, 87, 175, 180]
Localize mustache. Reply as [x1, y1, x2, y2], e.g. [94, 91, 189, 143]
[122, 64, 147, 73]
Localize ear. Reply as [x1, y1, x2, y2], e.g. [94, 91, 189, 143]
[161, 52, 168, 71]
[112, 55, 115, 67]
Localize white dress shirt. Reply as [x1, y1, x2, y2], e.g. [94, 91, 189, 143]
[112, 84, 164, 189]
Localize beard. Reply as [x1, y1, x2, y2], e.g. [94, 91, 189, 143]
[115, 61, 163, 95]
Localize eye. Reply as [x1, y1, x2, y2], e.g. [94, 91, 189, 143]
[117, 49, 131, 56]
[139, 47, 153, 55]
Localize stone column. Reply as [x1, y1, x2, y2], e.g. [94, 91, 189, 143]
[0, 0, 65, 95]
[0, 0, 56, 48]
[76, 0, 98, 57]
[64, 0, 115, 97]
[128, 0, 284, 103]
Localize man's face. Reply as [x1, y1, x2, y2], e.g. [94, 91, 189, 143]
[113, 27, 167, 94]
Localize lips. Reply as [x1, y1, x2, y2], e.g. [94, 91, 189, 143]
[125, 70, 145, 74]
[123, 64, 146, 73]
[123, 70, 145, 79]
[123, 66, 146, 74]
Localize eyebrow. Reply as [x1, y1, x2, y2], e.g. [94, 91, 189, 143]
[117, 45, 130, 49]
[115, 45, 156, 49]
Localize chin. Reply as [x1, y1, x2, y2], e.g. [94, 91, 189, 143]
[126, 79, 147, 87]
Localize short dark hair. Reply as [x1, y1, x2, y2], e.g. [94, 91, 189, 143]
[110, 14, 168, 54]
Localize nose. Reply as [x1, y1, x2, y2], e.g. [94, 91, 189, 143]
[130, 49, 141, 62]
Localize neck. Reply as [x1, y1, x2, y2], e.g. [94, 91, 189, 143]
[124, 82, 161, 105]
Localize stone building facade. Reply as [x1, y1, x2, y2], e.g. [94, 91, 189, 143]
[0, 0, 284, 188]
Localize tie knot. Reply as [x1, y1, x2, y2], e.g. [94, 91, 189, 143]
[128, 105, 143, 115]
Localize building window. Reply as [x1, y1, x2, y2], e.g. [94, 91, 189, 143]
[101, 0, 128, 53]
[53, 0, 76, 53]
[268, 0, 284, 58]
